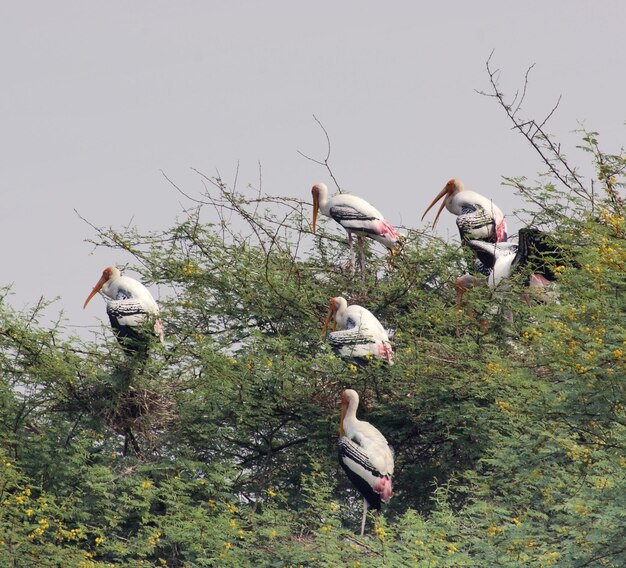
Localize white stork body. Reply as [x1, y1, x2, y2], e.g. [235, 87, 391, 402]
[339, 389, 394, 536]
[422, 178, 508, 243]
[458, 229, 565, 307]
[465, 240, 519, 287]
[84, 266, 164, 351]
[312, 183, 401, 269]
[323, 297, 394, 365]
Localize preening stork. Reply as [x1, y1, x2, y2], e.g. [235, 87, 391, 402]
[322, 297, 394, 365]
[421, 178, 508, 244]
[83, 266, 164, 353]
[457, 228, 568, 307]
[339, 389, 394, 536]
[311, 182, 402, 270]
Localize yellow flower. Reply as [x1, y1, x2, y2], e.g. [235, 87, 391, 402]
[140, 480, 153, 490]
[266, 360, 273, 367]
[496, 400, 511, 414]
[26, 509, 34, 517]
[321, 524, 332, 534]
[147, 530, 162, 546]
[267, 488, 276, 498]
[348, 364, 358, 373]
[374, 525, 386, 541]
[95, 536, 104, 546]
[224, 542, 232, 551]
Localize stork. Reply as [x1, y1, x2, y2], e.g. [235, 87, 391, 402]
[339, 389, 394, 536]
[83, 266, 164, 353]
[421, 178, 508, 244]
[311, 182, 402, 270]
[322, 297, 394, 365]
[458, 228, 568, 308]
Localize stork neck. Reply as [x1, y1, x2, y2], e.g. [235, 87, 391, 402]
[316, 185, 331, 214]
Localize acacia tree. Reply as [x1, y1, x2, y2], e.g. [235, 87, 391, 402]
[1, 68, 625, 566]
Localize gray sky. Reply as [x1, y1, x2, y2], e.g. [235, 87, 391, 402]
[1, 1, 624, 337]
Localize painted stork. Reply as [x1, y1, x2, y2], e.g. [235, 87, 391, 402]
[311, 182, 402, 270]
[421, 178, 508, 244]
[339, 389, 394, 536]
[458, 228, 568, 307]
[322, 297, 394, 365]
[83, 266, 164, 352]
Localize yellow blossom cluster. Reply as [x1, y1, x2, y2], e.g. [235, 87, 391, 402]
[522, 327, 542, 341]
[495, 400, 511, 414]
[486, 525, 504, 538]
[28, 517, 50, 540]
[374, 524, 386, 541]
[182, 262, 199, 276]
[565, 443, 592, 466]
[147, 529, 162, 546]
[597, 208, 625, 237]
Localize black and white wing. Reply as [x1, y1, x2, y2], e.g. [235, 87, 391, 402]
[338, 436, 385, 510]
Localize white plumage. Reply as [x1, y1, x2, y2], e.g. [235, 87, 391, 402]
[339, 389, 394, 536]
[83, 266, 164, 351]
[422, 178, 508, 243]
[322, 297, 394, 365]
[312, 182, 401, 269]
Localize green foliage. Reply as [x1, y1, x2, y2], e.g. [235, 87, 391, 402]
[1, 132, 625, 567]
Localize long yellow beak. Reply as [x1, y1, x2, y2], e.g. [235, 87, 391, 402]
[83, 274, 107, 309]
[421, 186, 450, 229]
[312, 191, 319, 233]
[339, 393, 347, 437]
[321, 300, 338, 338]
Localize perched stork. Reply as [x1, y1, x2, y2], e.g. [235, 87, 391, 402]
[311, 182, 402, 270]
[458, 228, 568, 307]
[83, 266, 164, 353]
[421, 178, 508, 244]
[339, 389, 394, 536]
[322, 297, 394, 365]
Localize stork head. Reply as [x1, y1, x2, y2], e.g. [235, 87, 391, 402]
[83, 266, 120, 309]
[340, 388, 359, 436]
[311, 182, 327, 233]
[421, 178, 464, 228]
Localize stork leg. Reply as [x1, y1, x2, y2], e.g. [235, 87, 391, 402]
[360, 498, 368, 536]
[346, 231, 355, 271]
[357, 235, 366, 272]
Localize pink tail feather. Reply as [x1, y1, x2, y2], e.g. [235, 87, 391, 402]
[496, 219, 508, 242]
[374, 475, 393, 502]
[377, 342, 394, 364]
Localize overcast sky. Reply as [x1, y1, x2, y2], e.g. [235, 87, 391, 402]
[1, 1, 624, 337]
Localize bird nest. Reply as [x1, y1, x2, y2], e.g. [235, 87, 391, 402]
[98, 385, 176, 446]
[71, 376, 177, 454]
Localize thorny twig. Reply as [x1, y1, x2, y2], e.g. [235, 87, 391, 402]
[476, 51, 592, 202]
[297, 115, 343, 193]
